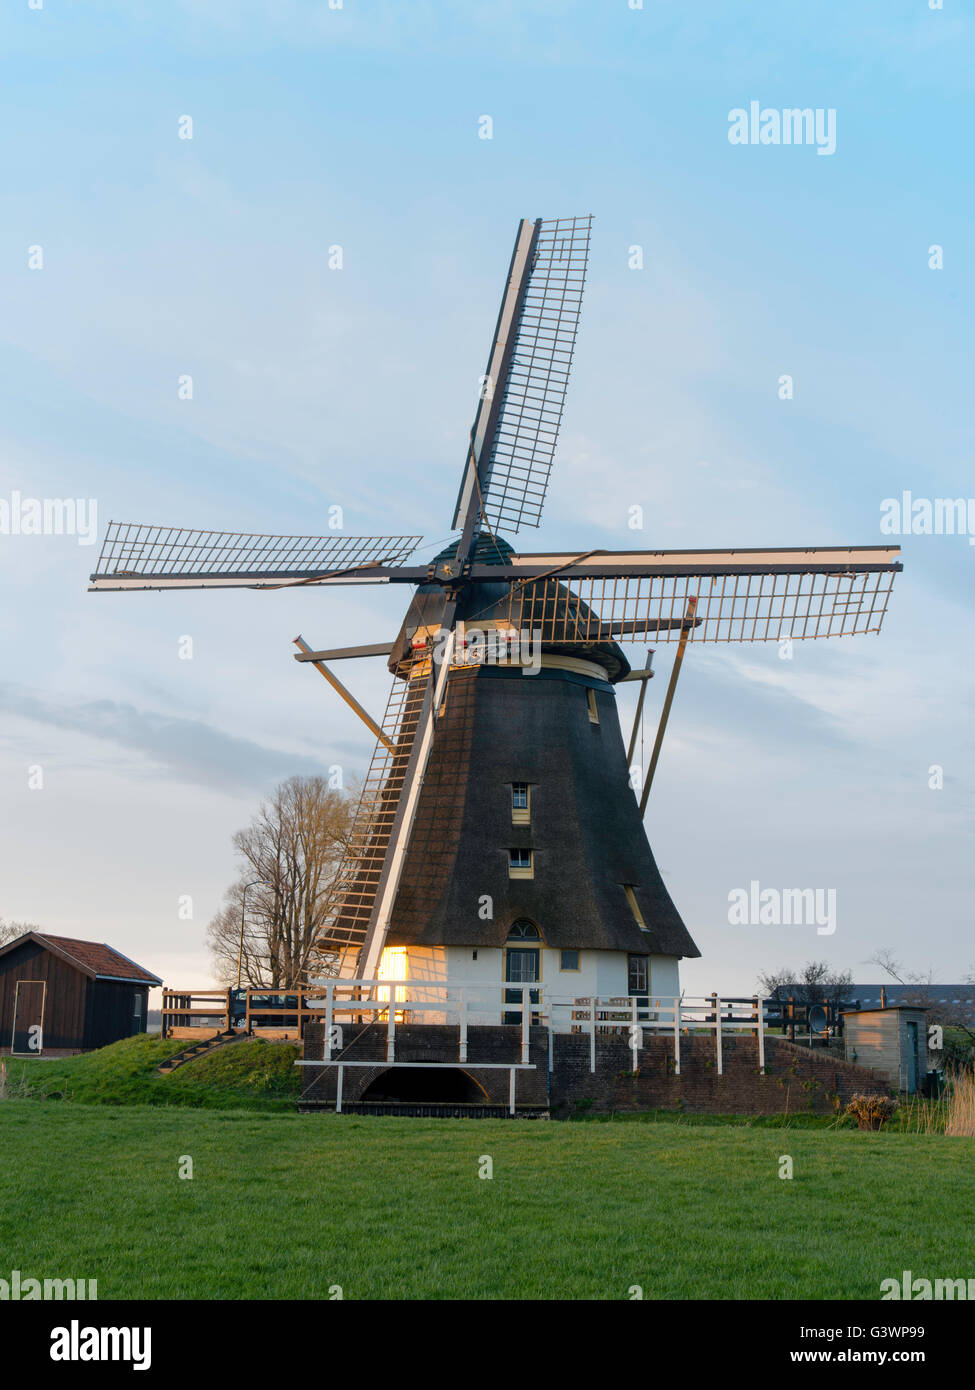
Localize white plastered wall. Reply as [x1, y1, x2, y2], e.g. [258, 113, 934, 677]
[393, 945, 683, 1031]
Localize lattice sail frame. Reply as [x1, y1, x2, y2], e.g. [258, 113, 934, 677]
[92, 522, 422, 583]
[478, 216, 591, 533]
[502, 567, 898, 643]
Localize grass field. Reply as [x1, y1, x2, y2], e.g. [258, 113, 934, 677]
[2, 1099, 974, 1299]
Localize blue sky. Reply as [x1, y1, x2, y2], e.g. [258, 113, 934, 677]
[0, 1, 972, 996]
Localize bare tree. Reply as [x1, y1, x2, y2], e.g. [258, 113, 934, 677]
[757, 960, 854, 1012]
[0, 918, 40, 948]
[206, 776, 355, 987]
[868, 948, 975, 1044]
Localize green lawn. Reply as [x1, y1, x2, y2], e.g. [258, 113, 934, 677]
[1, 1101, 973, 1299]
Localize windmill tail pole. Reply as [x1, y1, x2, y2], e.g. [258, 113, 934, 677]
[638, 598, 697, 816]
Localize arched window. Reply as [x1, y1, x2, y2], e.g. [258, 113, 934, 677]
[506, 919, 541, 941]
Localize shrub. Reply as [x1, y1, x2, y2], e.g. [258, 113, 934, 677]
[845, 1093, 899, 1130]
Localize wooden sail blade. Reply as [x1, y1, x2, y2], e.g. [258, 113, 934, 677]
[88, 522, 424, 591]
[472, 544, 902, 581]
[452, 218, 539, 542]
[478, 216, 591, 534]
[453, 215, 592, 542]
[500, 554, 901, 644]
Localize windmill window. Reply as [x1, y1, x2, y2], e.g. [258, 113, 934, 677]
[560, 950, 580, 972]
[508, 849, 534, 879]
[628, 955, 649, 995]
[507, 920, 541, 941]
[586, 688, 599, 724]
[511, 782, 530, 824]
[623, 884, 647, 929]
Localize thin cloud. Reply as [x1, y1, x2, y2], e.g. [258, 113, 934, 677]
[0, 684, 326, 794]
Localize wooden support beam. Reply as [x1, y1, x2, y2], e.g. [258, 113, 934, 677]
[638, 599, 697, 815]
[294, 641, 394, 662]
[625, 649, 653, 767]
[293, 634, 395, 752]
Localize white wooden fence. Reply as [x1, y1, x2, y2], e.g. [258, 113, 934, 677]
[295, 981, 767, 1082]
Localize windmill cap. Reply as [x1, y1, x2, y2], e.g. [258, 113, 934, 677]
[433, 533, 516, 566]
[390, 532, 631, 681]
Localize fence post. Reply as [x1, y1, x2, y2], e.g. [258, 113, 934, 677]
[459, 990, 468, 1063]
[631, 995, 639, 1072]
[324, 982, 334, 1061]
[521, 986, 530, 1066]
[387, 984, 396, 1062]
[673, 996, 681, 1076]
[756, 996, 765, 1072]
[336, 1064, 344, 1115]
[714, 993, 723, 1075]
[590, 997, 597, 1074]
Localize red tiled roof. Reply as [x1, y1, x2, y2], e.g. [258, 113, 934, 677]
[35, 934, 161, 984]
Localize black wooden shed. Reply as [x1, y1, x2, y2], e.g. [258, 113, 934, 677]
[0, 932, 161, 1055]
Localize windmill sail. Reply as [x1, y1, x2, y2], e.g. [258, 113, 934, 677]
[502, 564, 899, 644]
[453, 215, 592, 539]
[89, 522, 423, 591]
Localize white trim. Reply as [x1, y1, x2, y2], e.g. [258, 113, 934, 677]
[540, 654, 608, 680]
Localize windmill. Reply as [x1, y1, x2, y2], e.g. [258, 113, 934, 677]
[90, 215, 901, 1009]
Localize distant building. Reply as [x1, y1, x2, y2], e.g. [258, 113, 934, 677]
[0, 932, 161, 1055]
[848, 985, 975, 1027]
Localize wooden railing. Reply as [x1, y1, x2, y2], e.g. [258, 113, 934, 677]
[161, 986, 333, 1039]
[160, 990, 230, 1038]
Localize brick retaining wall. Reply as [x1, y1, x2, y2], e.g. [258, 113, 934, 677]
[300, 1023, 888, 1115]
[548, 1034, 887, 1116]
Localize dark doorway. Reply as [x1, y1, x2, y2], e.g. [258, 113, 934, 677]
[360, 1067, 488, 1104]
[906, 1021, 920, 1093]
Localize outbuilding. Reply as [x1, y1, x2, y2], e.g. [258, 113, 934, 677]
[842, 1005, 929, 1093]
[0, 932, 161, 1056]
